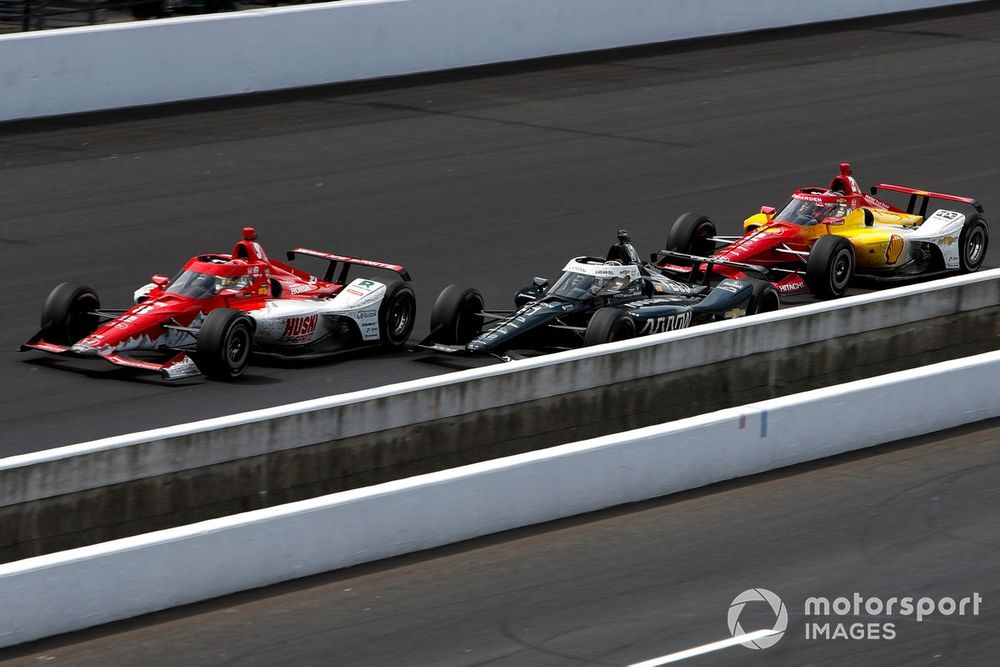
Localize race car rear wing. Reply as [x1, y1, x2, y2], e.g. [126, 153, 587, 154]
[285, 248, 412, 283]
[651, 249, 775, 284]
[870, 184, 984, 217]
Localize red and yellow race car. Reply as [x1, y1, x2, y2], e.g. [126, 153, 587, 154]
[655, 163, 989, 298]
[21, 228, 415, 380]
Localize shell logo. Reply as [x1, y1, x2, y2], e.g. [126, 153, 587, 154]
[885, 234, 905, 264]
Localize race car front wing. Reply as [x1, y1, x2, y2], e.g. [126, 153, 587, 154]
[19, 339, 202, 380]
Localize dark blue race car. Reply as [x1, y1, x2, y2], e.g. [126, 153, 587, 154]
[421, 231, 780, 360]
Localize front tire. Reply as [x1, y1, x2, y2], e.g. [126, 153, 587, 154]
[584, 308, 637, 346]
[195, 309, 253, 380]
[746, 279, 781, 315]
[666, 213, 717, 261]
[430, 285, 484, 345]
[959, 214, 989, 273]
[379, 280, 416, 348]
[805, 235, 855, 299]
[41, 282, 101, 344]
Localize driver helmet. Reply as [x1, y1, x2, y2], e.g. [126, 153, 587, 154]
[794, 201, 818, 222]
[590, 265, 632, 295]
[828, 201, 850, 219]
[215, 274, 252, 292]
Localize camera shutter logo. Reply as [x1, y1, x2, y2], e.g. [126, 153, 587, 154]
[727, 588, 788, 649]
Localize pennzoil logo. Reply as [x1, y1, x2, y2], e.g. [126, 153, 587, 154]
[885, 235, 905, 264]
[280, 314, 318, 341]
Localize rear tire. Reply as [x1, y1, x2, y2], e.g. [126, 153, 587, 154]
[666, 213, 717, 262]
[430, 285, 484, 345]
[746, 279, 780, 315]
[195, 309, 253, 380]
[379, 280, 416, 348]
[959, 214, 989, 273]
[805, 235, 854, 299]
[41, 282, 101, 344]
[584, 308, 636, 346]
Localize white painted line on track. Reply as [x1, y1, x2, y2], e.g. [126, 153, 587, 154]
[626, 629, 779, 666]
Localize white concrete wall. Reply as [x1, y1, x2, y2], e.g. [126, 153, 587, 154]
[1, 349, 998, 648]
[0, 0, 977, 121]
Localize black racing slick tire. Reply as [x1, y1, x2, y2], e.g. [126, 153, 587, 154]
[805, 235, 855, 299]
[430, 285, 484, 345]
[584, 308, 637, 346]
[666, 213, 717, 261]
[379, 280, 416, 348]
[959, 214, 989, 273]
[41, 282, 101, 344]
[746, 279, 781, 315]
[195, 309, 254, 380]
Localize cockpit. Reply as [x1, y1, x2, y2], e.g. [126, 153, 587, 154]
[166, 269, 253, 298]
[548, 259, 642, 300]
[775, 196, 851, 226]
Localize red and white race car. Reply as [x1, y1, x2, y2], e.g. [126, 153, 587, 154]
[21, 228, 416, 380]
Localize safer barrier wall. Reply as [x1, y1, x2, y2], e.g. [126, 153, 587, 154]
[1, 269, 999, 561]
[1, 350, 997, 648]
[0, 0, 979, 121]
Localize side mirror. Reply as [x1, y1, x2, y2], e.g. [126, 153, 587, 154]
[151, 274, 170, 287]
[761, 206, 776, 216]
[515, 278, 547, 308]
[822, 217, 845, 226]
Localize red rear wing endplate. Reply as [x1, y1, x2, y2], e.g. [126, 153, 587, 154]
[286, 248, 411, 283]
[871, 183, 984, 216]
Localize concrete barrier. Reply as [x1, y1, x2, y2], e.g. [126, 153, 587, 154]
[0, 0, 979, 122]
[2, 349, 997, 649]
[2, 268, 999, 561]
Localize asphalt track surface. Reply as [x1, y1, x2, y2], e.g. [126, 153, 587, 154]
[2, 418, 998, 666]
[0, 3, 999, 666]
[3, 4, 1000, 455]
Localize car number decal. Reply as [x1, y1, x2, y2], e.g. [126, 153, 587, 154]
[639, 311, 692, 334]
